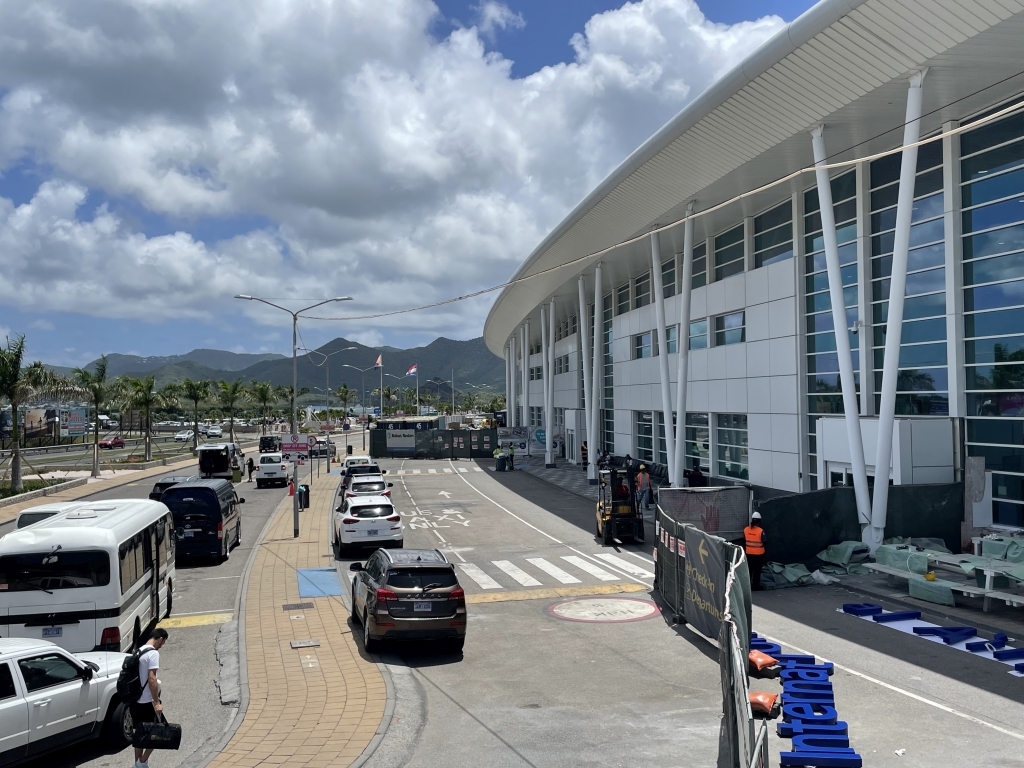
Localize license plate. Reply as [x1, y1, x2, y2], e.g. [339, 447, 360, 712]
[184, 530, 194, 537]
[414, 602, 431, 612]
[42, 627, 62, 638]
[366, 529, 379, 536]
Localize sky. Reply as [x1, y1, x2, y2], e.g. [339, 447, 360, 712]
[0, 0, 814, 367]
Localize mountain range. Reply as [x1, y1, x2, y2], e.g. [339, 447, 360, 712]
[49, 337, 504, 401]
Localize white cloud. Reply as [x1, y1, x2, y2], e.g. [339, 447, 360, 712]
[0, 0, 784, 343]
[29, 319, 55, 330]
[475, 2, 526, 39]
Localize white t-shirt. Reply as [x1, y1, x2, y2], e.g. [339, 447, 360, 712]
[137, 647, 160, 704]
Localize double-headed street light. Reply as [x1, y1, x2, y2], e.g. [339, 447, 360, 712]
[234, 295, 352, 538]
[340, 363, 376, 450]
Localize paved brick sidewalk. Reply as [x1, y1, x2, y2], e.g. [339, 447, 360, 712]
[208, 473, 387, 768]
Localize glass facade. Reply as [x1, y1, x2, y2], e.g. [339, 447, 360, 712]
[656, 412, 677, 466]
[804, 170, 858, 490]
[714, 224, 745, 280]
[662, 257, 676, 299]
[602, 292, 614, 453]
[636, 411, 654, 462]
[684, 413, 710, 472]
[689, 320, 708, 350]
[755, 200, 794, 268]
[634, 272, 651, 309]
[715, 311, 745, 345]
[962, 108, 1024, 527]
[692, 242, 708, 289]
[870, 138, 948, 416]
[716, 414, 749, 480]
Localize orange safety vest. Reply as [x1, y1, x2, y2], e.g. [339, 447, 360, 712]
[744, 525, 765, 556]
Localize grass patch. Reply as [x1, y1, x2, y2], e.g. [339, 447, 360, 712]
[0, 479, 68, 499]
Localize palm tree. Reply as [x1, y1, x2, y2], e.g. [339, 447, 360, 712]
[0, 335, 77, 490]
[173, 379, 212, 449]
[336, 384, 352, 417]
[249, 381, 275, 434]
[118, 375, 172, 461]
[73, 355, 112, 477]
[217, 378, 248, 442]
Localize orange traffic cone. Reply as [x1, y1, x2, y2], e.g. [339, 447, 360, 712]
[288, 481, 295, 496]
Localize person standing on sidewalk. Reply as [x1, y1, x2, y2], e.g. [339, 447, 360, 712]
[636, 464, 652, 510]
[580, 442, 588, 471]
[744, 512, 766, 591]
[132, 628, 169, 768]
[507, 442, 515, 471]
[246, 456, 255, 482]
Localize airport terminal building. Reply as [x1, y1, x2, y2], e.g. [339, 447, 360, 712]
[484, 0, 1024, 529]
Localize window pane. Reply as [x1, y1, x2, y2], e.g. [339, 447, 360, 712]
[963, 166, 1024, 208]
[964, 278, 1024, 312]
[963, 222, 1024, 260]
[18, 655, 81, 692]
[967, 418, 1024, 445]
[966, 307, 1024, 338]
[964, 251, 1024, 286]
[966, 393, 1024, 416]
[755, 200, 792, 233]
[965, 364, 1024, 390]
[966, 335, 1024, 363]
[873, 367, 949, 392]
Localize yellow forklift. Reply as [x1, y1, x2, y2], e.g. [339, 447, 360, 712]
[595, 467, 645, 546]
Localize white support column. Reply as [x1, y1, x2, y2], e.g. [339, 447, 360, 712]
[504, 343, 511, 423]
[650, 232, 676, 483]
[546, 299, 556, 466]
[811, 125, 872, 531]
[524, 323, 532, 454]
[578, 276, 595, 481]
[673, 203, 695, 486]
[592, 263, 604, 463]
[509, 333, 518, 429]
[871, 70, 928, 549]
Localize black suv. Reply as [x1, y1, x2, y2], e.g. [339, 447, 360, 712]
[259, 435, 282, 453]
[350, 549, 466, 653]
[150, 474, 199, 500]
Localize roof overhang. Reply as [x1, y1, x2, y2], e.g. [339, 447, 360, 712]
[483, 0, 1024, 355]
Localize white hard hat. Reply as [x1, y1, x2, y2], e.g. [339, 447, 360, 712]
[751, 511, 762, 520]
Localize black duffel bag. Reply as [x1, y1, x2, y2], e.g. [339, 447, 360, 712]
[132, 713, 182, 750]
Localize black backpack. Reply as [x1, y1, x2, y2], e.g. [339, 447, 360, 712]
[116, 646, 154, 701]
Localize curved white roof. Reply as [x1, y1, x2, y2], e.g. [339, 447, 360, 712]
[483, 0, 1024, 354]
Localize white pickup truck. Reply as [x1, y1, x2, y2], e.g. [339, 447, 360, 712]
[255, 452, 292, 489]
[0, 638, 134, 763]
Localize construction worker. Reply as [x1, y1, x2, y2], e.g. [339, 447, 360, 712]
[744, 511, 766, 591]
[636, 464, 652, 510]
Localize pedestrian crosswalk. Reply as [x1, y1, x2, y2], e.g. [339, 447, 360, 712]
[451, 554, 652, 592]
[394, 467, 483, 475]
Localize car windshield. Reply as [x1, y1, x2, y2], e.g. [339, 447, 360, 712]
[260, 456, 281, 465]
[348, 505, 392, 518]
[349, 465, 381, 477]
[353, 481, 386, 493]
[16, 512, 56, 529]
[162, 489, 220, 520]
[199, 449, 231, 472]
[0, 551, 111, 591]
[386, 568, 458, 590]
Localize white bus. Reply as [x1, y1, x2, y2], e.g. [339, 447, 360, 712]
[0, 499, 176, 653]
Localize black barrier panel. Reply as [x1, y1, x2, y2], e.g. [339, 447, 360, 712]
[758, 482, 965, 564]
[369, 429, 387, 459]
[468, 430, 496, 458]
[683, 527, 728, 640]
[451, 432, 471, 459]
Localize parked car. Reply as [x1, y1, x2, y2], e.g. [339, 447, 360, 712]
[174, 430, 195, 442]
[309, 438, 336, 458]
[98, 436, 125, 449]
[349, 549, 466, 652]
[332, 495, 402, 555]
[255, 453, 291, 489]
[207, 425, 223, 438]
[149, 474, 200, 501]
[0, 637, 136, 761]
[198, 424, 209, 435]
[345, 475, 393, 499]
[161, 479, 244, 561]
[259, 435, 282, 453]
[342, 463, 386, 490]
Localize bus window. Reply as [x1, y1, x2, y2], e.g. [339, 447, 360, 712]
[0, 551, 111, 591]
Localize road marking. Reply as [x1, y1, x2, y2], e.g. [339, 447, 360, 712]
[458, 468, 468, 473]
[413, 469, 421, 474]
[428, 469, 438, 474]
[593, 554, 655, 579]
[443, 468, 453, 474]
[467, 582, 647, 604]
[561, 556, 616, 581]
[458, 563, 502, 590]
[432, 530, 447, 543]
[761, 633, 1024, 743]
[492, 560, 542, 587]
[193, 575, 241, 581]
[624, 550, 656, 565]
[473, 467, 483, 472]
[526, 558, 581, 584]
[159, 612, 233, 629]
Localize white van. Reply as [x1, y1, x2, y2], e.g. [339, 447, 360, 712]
[0, 499, 176, 652]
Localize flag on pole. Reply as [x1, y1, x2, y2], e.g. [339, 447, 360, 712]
[406, 364, 417, 376]
[374, 355, 382, 368]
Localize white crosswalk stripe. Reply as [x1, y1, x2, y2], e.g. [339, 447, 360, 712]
[458, 468, 468, 473]
[473, 467, 483, 472]
[526, 558, 581, 584]
[413, 469, 422, 474]
[428, 468, 438, 474]
[458, 563, 502, 590]
[491, 560, 542, 587]
[443, 468, 453, 474]
[593, 554, 655, 579]
[561, 556, 616, 581]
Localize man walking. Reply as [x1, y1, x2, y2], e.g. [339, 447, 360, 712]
[636, 464, 652, 510]
[744, 512, 766, 591]
[507, 442, 515, 471]
[132, 627, 168, 768]
[246, 456, 255, 482]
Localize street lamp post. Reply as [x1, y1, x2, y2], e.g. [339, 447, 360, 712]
[340, 363, 375, 451]
[303, 345, 356, 464]
[234, 295, 352, 538]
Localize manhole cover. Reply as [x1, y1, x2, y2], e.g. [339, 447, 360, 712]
[548, 597, 660, 623]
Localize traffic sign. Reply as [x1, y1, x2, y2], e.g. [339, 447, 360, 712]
[373, 408, 381, 415]
[307, 435, 318, 447]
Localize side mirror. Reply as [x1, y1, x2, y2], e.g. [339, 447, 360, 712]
[349, 562, 364, 572]
[381, 469, 387, 474]
[387, 482, 393, 488]
[238, 498, 246, 504]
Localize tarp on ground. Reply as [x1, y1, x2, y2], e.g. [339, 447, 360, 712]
[979, 536, 1024, 563]
[762, 562, 814, 588]
[874, 544, 931, 575]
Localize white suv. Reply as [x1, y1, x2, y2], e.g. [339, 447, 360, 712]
[0, 638, 134, 762]
[331, 495, 403, 556]
[255, 453, 292, 488]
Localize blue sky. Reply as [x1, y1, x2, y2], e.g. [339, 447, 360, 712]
[0, 0, 813, 368]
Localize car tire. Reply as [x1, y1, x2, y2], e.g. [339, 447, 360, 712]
[235, 522, 242, 549]
[362, 610, 380, 653]
[256, 481, 264, 489]
[104, 700, 134, 750]
[350, 585, 360, 623]
[447, 637, 466, 653]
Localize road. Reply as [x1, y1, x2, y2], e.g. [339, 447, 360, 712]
[1, 459, 302, 768]
[335, 458, 726, 768]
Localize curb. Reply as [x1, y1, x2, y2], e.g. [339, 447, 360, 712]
[180, 486, 289, 768]
[349, 656, 397, 768]
[0, 477, 88, 508]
